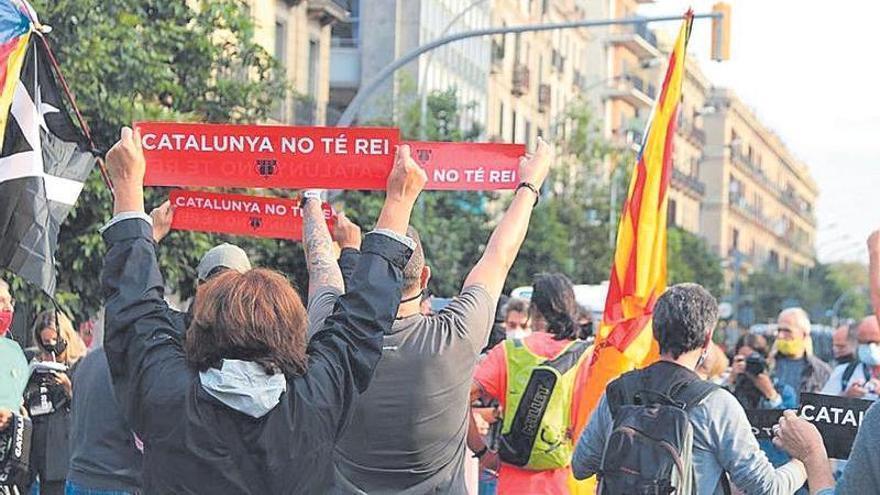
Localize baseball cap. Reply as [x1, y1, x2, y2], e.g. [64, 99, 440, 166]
[196, 243, 252, 281]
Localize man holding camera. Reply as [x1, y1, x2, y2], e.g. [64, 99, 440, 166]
[727, 334, 797, 467]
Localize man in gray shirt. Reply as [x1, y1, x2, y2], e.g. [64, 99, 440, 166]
[573, 284, 807, 494]
[306, 139, 554, 494]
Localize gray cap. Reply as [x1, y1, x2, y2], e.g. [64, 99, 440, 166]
[196, 243, 252, 281]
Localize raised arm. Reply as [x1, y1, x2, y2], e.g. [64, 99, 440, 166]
[302, 190, 344, 301]
[100, 127, 187, 433]
[462, 138, 553, 300]
[332, 212, 362, 291]
[300, 145, 426, 435]
[869, 230, 880, 324]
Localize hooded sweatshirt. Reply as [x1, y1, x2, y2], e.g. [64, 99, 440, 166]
[101, 218, 412, 494]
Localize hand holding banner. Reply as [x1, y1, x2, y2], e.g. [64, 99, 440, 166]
[169, 190, 334, 241]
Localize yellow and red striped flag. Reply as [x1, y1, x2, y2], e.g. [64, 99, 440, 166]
[574, 11, 695, 442]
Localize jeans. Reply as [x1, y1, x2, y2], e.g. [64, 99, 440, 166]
[63, 482, 135, 495]
[478, 469, 497, 495]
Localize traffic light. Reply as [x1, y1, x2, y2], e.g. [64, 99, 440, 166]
[711, 2, 731, 61]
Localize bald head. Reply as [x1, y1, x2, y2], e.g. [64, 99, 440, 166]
[857, 316, 880, 344]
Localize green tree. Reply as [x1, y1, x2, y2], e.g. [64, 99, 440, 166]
[7, 0, 286, 322]
[740, 262, 870, 325]
[666, 227, 724, 298]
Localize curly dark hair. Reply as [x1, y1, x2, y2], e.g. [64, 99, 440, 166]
[531, 273, 578, 341]
[653, 283, 718, 358]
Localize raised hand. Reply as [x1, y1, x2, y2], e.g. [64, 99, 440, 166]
[376, 144, 427, 236]
[518, 136, 553, 189]
[150, 200, 174, 243]
[869, 230, 880, 256]
[106, 126, 147, 214]
[332, 212, 362, 251]
[386, 144, 428, 206]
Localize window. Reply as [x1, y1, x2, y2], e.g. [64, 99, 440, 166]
[498, 103, 504, 136]
[667, 199, 678, 227]
[732, 228, 740, 252]
[524, 120, 532, 149]
[511, 111, 518, 143]
[274, 19, 288, 70]
[307, 39, 319, 98]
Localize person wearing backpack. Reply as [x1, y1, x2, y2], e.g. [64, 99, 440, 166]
[572, 283, 808, 494]
[469, 273, 591, 495]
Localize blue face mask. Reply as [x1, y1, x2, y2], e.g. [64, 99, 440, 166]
[858, 343, 880, 367]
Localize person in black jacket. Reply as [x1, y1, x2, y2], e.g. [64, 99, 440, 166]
[99, 127, 426, 494]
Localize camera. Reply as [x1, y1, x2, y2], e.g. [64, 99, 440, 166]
[0, 412, 33, 488]
[24, 361, 69, 417]
[745, 352, 767, 376]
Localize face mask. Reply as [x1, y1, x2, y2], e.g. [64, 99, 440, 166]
[858, 343, 880, 367]
[0, 310, 12, 336]
[776, 338, 805, 358]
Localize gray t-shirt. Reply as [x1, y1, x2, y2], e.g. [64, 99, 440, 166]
[308, 285, 495, 494]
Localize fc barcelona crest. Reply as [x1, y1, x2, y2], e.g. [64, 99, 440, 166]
[249, 216, 263, 230]
[415, 149, 432, 165]
[256, 159, 278, 177]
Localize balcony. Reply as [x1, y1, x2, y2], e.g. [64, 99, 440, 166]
[512, 64, 530, 97]
[605, 74, 654, 108]
[330, 41, 360, 89]
[307, 0, 350, 26]
[607, 22, 662, 60]
[491, 39, 505, 73]
[538, 84, 551, 113]
[671, 168, 706, 197]
[678, 118, 705, 145]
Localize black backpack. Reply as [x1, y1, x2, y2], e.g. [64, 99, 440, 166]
[598, 364, 728, 495]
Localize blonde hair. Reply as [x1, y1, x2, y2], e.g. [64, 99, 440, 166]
[32, 310, 87, 365]
[698, 343, 729, 381]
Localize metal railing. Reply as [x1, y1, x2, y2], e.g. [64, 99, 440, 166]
[672, 168, 706, 196]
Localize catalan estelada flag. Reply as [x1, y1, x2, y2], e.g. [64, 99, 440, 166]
[573, 9, 694, 451]
[0, 0, 98, 294]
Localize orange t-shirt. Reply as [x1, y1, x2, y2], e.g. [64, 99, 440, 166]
[474, 333, 592, 495]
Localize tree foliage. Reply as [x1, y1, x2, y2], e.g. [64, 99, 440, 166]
[7, 0, 287, 322]
[667, 227, 724, 298]
[740, 262, 870, 326]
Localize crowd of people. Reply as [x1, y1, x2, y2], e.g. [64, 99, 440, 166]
[1, 126, 879, 494]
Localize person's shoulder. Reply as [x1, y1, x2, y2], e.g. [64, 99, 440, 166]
[807, 354, 833, 372]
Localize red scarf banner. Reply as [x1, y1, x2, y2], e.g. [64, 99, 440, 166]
[137, 122, 524, 191]
[169, 190, 334, 241]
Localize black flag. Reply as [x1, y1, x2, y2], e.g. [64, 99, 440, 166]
[0, 37, 98, 294]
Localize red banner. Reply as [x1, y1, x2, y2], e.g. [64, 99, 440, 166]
[137, 123, 525, 191]
[138, 122, 400, 189]
[170, 190, 334, 241]
[404, 141, 523, 190]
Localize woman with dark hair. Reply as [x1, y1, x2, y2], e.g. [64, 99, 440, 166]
[99, 128, 426, 494]
[470, 273, 591, 495]
[529, 273, 579, 341]
[23, 311, 86, 494]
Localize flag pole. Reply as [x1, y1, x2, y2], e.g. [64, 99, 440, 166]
[34, 31, 115, 199]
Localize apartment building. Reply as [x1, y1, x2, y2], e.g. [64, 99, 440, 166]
[486, 0, 592, 148]
[701, 87, 818, 280]
[327, 0, 491, 130]
[248, 0, 349, 125]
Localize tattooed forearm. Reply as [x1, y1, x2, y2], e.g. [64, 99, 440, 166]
[303, 199, 344, 299]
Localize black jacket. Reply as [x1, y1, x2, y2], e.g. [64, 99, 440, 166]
[100, 218, 411, 494]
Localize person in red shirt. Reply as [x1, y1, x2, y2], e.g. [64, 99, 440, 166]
[469, 273, 591, 495]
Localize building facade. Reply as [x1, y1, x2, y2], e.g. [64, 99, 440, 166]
[249, 0, 348, 125]
[701, 87, 818, 282]
[328, 0, 491, 131]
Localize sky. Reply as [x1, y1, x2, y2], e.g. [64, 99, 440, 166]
[638, 0, 879, 263]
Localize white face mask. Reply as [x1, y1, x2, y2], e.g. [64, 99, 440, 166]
[858, 343, 880, 367]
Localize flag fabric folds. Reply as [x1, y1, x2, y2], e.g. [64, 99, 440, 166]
[0, 1, 97, 294]
[573, 12, 694, 440]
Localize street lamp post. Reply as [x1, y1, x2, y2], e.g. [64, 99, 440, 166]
[337, 12, 723, 127]
[418, 0, 488, 140]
